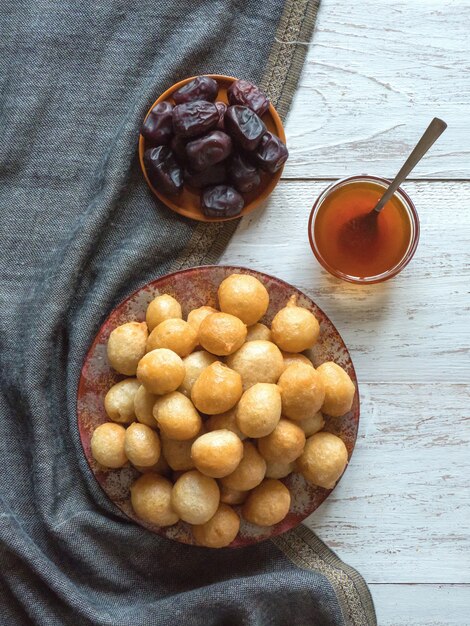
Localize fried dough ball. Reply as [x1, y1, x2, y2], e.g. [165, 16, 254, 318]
[104, 378, 140, 423]
[258, 419, 306, 464]
[298, 411, 325, 437]
[277, 363, 325, 420]
[246, 323, 271, 342]
[107, 322, 148, 375]
[146, 294, 182, 332]
[205, 407, 246, 440]
[219, 485, 248, 505]
[191, 361, 242, 415]
[271, 295, 320, 353]
[179, 350, 218, 397]
[187, 306, 218, 333]
[297, 432, 348, 489]
[146, 318, 197, 358]
[281, 351, 314, 371]
[265, 460, 295, 479]
[242, 479, 291, 527]
[161, 434, 198, 471]
[316, 362, 356, 417]
[191, 430, 243, 478]
[91, 423, 127, 468]
[130, 473, 179, 526]
[171, 470, 220, 524]
[133, 453, 170, 475]
[192, 504, 240, 548]
[136, 348, 185, 395]
[226, 340, 284, 390]
[153, 391, 202, 440]
[124, 423, 161, 467]
[198, 312, 247, 356]
[218, 274, 269, 326]
[134, 385, 158, 429]
[220, 442, 266, 491]
[236, 383, 281, 438]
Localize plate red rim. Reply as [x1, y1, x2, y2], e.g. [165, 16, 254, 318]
[77, 265, 360, 547]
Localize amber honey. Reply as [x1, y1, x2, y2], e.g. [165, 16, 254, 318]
[309, 177, 419, 283]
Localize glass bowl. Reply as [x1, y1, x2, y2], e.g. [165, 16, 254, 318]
[308, 175, 420, 284]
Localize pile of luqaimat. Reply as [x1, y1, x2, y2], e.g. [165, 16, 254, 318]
[91, 274, 355, 548]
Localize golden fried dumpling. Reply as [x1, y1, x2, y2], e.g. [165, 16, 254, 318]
[191, 430, 243, 478]
[161, 433, 200, 471]
[178, 350, 218, 398]
[205, 407, 246, 440]
[198, 312, 247, 356]
[91, 423, 127, 468]
[130, 473, 179, 526]
[104, 378, 140, 423]
[107, 322, 148, 375]
[220, 441, 266, 491]
[192, 504, 240, 548]
[136, 348, 185, 395]
[258, 418, 306, 464]
[271, 295, 320, 353]
[217, 274, 269, 326]
[187, 306, 218, 333]
[297, 432, 348, 489]
[297, 411, 325, 437]
[124, 423, 161, 467]
[133, 453, 170, 475]
[219, 485, 248, 505]
[226, 340, 284, 390]
[153, 391, 202, 440]
[236, 383, 281, 438]
[242, 479, 291, 527]
[146, 318, 197, 358]
[277, 362, 325, 420]
[191, 361, 243, 415]
[245, 323, 272, 342]
[281, 351, 314, 371]
[171, 470, 220, 524]
[146, 294, 182, 332]
[133, 385, 158, 429]
[316, 362, 355, 417]
[265, 460, 294, 479]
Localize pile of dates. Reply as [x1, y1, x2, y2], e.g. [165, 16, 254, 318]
[141, 76, 288, 218]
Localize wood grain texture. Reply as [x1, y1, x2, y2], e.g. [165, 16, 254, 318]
[220, 181, 470, 382]
[302, 383, 470, 583]
[221, 1, 470, 621]
[370, 584, 470, 625]
[282, 0, 470, 180]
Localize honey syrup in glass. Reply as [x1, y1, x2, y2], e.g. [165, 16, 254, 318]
[310, 177, 418, 283]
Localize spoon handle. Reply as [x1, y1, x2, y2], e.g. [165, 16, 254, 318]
[373, 117, 447, 213]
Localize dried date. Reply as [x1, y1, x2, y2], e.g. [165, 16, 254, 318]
[224, 105, 266, 151]
[144, 146, 183, 195]
[201, 185, 244, 218]
[172, 101, 219, 138]
[173, 76, 218, 104]
[227, 79, 270, 116]
[186, 130, 232, 171]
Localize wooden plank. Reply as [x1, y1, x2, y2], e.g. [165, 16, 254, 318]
[282, 0, 470, 180]
[220, 180, 470, 383]
[370, 584, 470, 625]
[301, 383, 470, 583]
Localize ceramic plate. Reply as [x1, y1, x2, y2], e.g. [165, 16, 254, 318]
[77, 266, 360, 547]
[138, 75, 286, 222]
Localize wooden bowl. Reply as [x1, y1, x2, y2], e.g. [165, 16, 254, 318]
[77, 266, 360, 547]
[138, 75, 286, 222]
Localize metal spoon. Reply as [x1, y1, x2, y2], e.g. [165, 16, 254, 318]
[340, 117, 447, 250]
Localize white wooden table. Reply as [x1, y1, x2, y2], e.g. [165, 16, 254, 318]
[221, 1, 470, 623]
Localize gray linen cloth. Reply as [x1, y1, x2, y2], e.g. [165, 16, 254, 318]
[0, 0, 376, 624]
